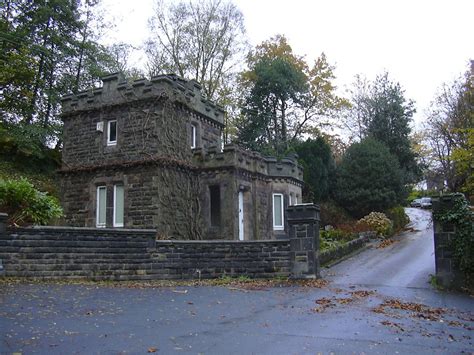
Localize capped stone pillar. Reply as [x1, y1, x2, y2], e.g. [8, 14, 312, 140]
[287, 204, 320, 279]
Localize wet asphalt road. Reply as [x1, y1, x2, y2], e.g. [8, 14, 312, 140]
[324, 207, 435, 288]
[1, 208, 473, 354]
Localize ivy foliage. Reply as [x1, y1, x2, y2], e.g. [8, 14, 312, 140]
[433, 194, 474, 281]
[0, 177, 63, 226]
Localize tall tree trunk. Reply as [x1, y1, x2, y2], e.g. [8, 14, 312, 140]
[27, 17, 52, 124]
[281, 99, 287, 151]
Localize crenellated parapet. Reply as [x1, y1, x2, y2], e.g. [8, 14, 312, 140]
[61, 73, 225, 126]
[193, 144, 304, 185]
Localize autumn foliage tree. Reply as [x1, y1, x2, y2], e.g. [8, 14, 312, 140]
[237, 35, 346, 155]
[425, 61, 474, 194]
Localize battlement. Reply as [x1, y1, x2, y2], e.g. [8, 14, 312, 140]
[61, 73, 225, 126]
[193, 144, 304, 184]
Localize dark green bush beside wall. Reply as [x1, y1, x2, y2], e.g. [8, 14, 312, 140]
[0, 177, 63, 226]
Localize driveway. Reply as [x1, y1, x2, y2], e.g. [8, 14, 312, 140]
[1, 208, 473, 354]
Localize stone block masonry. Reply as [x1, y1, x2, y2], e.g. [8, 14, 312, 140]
[432, 194, 473, 289]
[152, 240, 290, 279]
[287, 204, 320, 279]
[0, 227, 156, 280]
[0, 203, 332, 281]
[0, 204, 376, 281]
[0, 225, 290, 280]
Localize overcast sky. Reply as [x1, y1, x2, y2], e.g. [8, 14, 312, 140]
[101, 0, 473, 128]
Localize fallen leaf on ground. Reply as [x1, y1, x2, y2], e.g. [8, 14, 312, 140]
[377, 239, 398, 249]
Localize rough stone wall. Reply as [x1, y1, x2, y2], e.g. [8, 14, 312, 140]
[59, 74, 304, 241]
[319, 232, 375, 265]
[152, 240, 291, 279]
[195, 145, 304, 240]
[0, 227, 291, 280]
[432, 194, 472, 289]
[61, 164, 202, 240]
[198, 170, 236, 240]
[287, 205, 321, 279]
[62, 99, 196, 168]
[0, 227, 156, 280]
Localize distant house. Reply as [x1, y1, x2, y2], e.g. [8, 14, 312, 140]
[60, 73, 303, 240]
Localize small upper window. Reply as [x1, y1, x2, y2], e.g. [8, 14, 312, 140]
[191, 124, 197, 149]
[107, 120, 117, 146]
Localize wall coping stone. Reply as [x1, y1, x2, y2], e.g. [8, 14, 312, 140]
[8, 226, 157, 235]
[155, 239, 289, 245]
[287, 204, 320, 223]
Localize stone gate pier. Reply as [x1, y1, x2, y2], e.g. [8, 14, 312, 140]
[287, 204, 320, 279]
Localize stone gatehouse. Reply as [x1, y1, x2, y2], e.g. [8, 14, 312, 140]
[60, 73, 303, 240]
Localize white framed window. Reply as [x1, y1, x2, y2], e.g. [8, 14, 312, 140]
[96, 186, 107, 228]
[272, 193, 284, 231]
[113, 184, 124, 227]
[191, 124, 197, 149]
[107, 120, 117, 146]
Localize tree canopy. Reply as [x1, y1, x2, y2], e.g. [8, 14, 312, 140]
[341, 72, 420, 184]
[293, 137, 335, 203]
[334, 138, 406, 218]
[236, 35, 346, 155]
[425, 61, 473, 195]
[146, 0, 247, 102]
[0, 0, 120, 161]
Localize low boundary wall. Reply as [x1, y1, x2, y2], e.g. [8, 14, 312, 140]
[0, 206, 372, 281]
[319, 232, 375, 266]
[0, 226, 290, 280]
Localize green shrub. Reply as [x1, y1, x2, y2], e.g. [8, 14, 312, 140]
[0, 177, 63, 226]
[319, 228, 359, 251]
[386, 206, 410, 233]
[319, 200, 356, 227]
[357, 212, 393, 237]
[334, 138, 406, 218]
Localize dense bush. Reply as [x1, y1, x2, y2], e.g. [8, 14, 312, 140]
[0, 178, 63, 226]
[320, 228, 358, 251]
[334, 138, 406, 218]
[386, 206, 410, 233]
[319, 200, 355, 227]
[356, 212, 393, 237]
